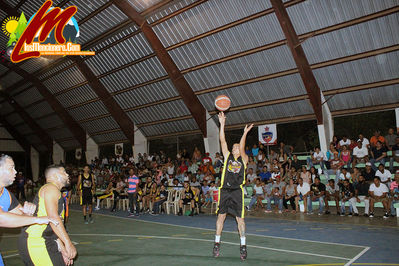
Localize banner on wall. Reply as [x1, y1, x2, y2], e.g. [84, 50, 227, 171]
[258, 124, 277, 145]
[75, 148, 82, 160]
[115, 143, 123, 156]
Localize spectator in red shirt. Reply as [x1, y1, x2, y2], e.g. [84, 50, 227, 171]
[179, 161, 188, 174]
[202, 153, 212, 165]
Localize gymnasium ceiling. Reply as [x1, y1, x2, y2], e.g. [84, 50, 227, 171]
[0, 0, 398, 152]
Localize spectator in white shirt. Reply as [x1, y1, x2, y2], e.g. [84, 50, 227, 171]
[375, 164, 392, 186]
[295, 177, 311, 213]
[358, 134, 370, 149]
[338, 135, 351, 150]
[246, 168, 257, 184]
[352, 140, 369, 168]
[246, 179, 264, 210]
[101, 157, 108, 167]
[339, 168, 351, 182]
[369, 177, 389, 218]
[307, 147, 325, 171]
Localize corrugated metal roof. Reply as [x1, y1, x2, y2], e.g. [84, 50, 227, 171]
[139, 118, 198, 136]
[81, 116, 120, 133]
[92, 131, 127, 143]
[25, 100, 53, 119]
[58, 139, 80, 150]
[47, 127, 74, 140]
[327, 84, 399, 111]
[147, 0, 197, 24]
[25, 134, 44, 145]
[77, 4, 128, 44]
[15, 123, 33, 135]
[63, 0, 109, 22]
[113, 79, 179, 109]
[0, 62, 8, 76]
[7, 112, 24, 125]
[85, 32, 153, 76]
[223, 100, 314, 126]
[0, 71, 24, 89]
[198, 73, 306, 111]
[286, 0, 399, 35]
[303, 14, 399, 65]
[153, 0, 272, 47]
[315, 50, 399, 91]
[68, 101, 109, 121]
[5, 0, 19, 7]
[36, 114, 64, 129]
[20, 58, 58, 74]
[89, 24, 139, 52]
[99, 56, 167, 93]
[42, 66, 87, 94]
[0, 102, 14, 115]
[127, 99, 190, 124]
[169, 13, 285, 70]
[14, 87, 43, 107]
[56, 84, 97, 108]
[38, 59, 74, 80]
[10, 82, 34, 96]
[184, 45, 296, 92]
[127, 0, 164, 13]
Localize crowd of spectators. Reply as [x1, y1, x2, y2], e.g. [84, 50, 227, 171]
[42, 128, 398, 219]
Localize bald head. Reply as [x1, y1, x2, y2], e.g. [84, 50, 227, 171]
[0, 154, 16, 187]
[45, 165, 69, 188]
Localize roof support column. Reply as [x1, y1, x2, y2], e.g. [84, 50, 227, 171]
[134, 125, 148, 160]
[317, 93, 334, 154]
[53, 141, 65, 165]
[203, 111, 220, 162]
[86, 133, 99, 164]
[395, 108, 399, 134]
[30, 147, 39, 181]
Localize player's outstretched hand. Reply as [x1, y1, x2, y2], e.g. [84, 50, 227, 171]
[218, 112, 226, 125]
[244, 124, 254, 134]
[34, 216, 59, 225]
[19, 201, 36, 216]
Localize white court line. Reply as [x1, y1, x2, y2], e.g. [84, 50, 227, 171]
[69, 233, 351, 261]
[77, 210, 368, 249]
[344, 247, 370, 266]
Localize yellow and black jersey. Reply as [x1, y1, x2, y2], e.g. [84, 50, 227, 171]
[221, 153, 246, 189]
[183, 188, 195, 200]
[80, 173, 94, 192]
[23, 184, 64, 239]
[144, 182, 153, 195]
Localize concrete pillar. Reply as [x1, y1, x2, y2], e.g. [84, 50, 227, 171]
[52, 141, 64, 165]
[203, 111, 220, 162]
[134, 125, 148, 159]
[395, 108, 399, 134]
[86, 134, 99, 164]
[30, 147, 39, 182]
[318, 93, 334, 154]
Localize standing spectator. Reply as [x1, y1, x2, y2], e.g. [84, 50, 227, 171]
[340, 179, 354, 216]
[352, 140, 369, 168]
[389, 170, 399, 217]
[325, 179, 340, 215]
[283, 179, 297, 213]
[295, 177, 311, 213]
[369, 177, 389, 218]
[127, 168, 140, 217]
[370, 131, 385, 148]
[358, 134, 370, 149]
[308, 177, 326, 215]
[375, 164, 392, 186]
[15, 172, 26, 201]
[384, 128, 398, 150]
[362, 162, 376, 183]
[307, 147, 325, 171]
[370, 141, 387, 171]
[338, 136, 351, 150]
[389, 137, 399, 172]
[291, 155, 301, 171]
[350, 175, 370, 217]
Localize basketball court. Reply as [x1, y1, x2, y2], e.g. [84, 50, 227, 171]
[1, 208, 398, 266]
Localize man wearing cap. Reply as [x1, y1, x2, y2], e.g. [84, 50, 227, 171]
[362, 162, 375, 183]
[389, 170, 399, 217]
[352, 140, 369, 168]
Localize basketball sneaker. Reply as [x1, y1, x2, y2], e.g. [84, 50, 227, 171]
[240, 245, 247, 260]
[213, 242, 220, 258]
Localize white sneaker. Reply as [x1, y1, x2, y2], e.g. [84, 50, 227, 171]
[94, 207, 100, 211]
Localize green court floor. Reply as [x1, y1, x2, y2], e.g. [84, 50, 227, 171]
[1, 211, 367, 266]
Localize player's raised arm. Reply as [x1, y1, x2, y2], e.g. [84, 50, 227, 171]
[240, 124, 254, 165]
[218, 112, 229, 159]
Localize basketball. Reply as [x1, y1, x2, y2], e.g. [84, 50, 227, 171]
[215, 95, 231, 111]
